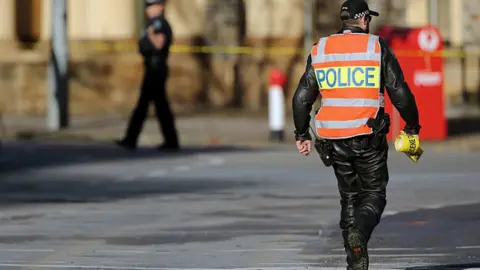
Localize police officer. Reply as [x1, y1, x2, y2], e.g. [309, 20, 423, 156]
[116, 0, 179, 151]
[292, 1, 421, 269]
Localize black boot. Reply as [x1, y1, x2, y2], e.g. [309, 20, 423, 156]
[343, 228, 368, 270]
[156, 142, 180, 152]
[114, 139, 137, 151]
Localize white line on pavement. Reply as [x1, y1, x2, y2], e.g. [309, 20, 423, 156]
[0, 264, 400, 270]
[259, 253, 448, 259]
[195, 155, 226, 167]
[381, 211, 399, 217]
[146, 170, 168, 178]
[144, 155, 226, 179]
[0, 246, 473, 254]
[220, 248, 301, 253]
[96, 249, 172, 254]
[173, 165, 191, 172]
[0, 249, 55, 253]
[456, 245, 480, 249]
[331, 247, 434, 252]
[95, 248, 301, 255]
[207, 157, 225, 166]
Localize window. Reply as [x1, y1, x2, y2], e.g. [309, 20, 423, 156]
[15, 0, 41, 48]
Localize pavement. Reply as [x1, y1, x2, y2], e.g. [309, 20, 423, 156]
[2, 115, 480, 151]
[1, 115, 287, 147]
[0, 131, 480, 270]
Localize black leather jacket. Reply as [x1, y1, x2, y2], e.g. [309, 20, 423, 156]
[138, 15, 172, 73]
[292, 26, 421, 141]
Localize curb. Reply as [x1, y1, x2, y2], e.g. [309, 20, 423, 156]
[7, 129, 480, 153]
[8, 129, 296, 148]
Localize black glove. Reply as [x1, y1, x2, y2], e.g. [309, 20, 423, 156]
[294, 131, 312, 141]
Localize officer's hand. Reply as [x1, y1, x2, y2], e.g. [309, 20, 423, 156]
[296, 140, 312, 156]
[147, 26, 166, 49]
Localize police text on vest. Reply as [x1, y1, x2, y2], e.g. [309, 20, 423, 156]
[315, 66, 380, 89]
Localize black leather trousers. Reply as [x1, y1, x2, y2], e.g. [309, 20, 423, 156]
[329, 135, 389, 269]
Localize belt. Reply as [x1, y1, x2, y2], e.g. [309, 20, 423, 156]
[339, 134, 375, 150]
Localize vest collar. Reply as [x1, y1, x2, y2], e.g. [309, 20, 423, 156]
[337, 26, 367, 34]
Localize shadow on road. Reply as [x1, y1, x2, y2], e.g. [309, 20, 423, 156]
[0, 141, 268, 174]
[371, 203, 480, 249]
[0, 141, 265, 206]
[0, 174, 258, 206]
[309, 203, 480, 268]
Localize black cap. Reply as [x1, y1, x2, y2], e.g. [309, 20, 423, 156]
[145, 0, 165, 7]
[340, 0, 379, 20]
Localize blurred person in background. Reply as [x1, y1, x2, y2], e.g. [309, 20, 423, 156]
[292, 0, 421, 269]
[116, 0, 179, 151]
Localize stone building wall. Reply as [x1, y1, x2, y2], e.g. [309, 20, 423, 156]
[0, 0, 477, 116]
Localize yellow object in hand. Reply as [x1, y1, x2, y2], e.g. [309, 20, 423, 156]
[394, 131, 424, 163]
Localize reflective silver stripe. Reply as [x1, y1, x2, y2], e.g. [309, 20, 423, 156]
[316, 37, 327, 56]
[313, 37, 328, 61]
[367, 35, 379, 54]
[311, 34, 381, 64]
[321, 98, 382, 107]
[312, 52, 381, 63]
[315, 118, 370, 129]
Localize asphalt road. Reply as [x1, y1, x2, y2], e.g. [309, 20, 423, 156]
[0, 141, 480, 270]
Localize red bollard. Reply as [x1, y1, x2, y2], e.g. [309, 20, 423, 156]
[268, 68, 287, 142]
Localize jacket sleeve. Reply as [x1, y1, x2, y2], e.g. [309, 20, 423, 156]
[292, 54, 320, 140]
[380, 38, 421, 134]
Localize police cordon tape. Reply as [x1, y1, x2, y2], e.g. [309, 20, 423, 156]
[69, 42, 480, 58]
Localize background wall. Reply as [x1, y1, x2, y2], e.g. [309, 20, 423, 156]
[0, 0, 478, 116]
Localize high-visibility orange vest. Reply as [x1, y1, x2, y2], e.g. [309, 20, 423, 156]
[311, 33, 383, 140]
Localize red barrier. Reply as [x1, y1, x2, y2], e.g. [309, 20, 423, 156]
[377, 26, 447, 141]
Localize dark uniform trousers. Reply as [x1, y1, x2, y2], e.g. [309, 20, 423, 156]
[329, 134, 389, 269]
[125, 68, 179, 146]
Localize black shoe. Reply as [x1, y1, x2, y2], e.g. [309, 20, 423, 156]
[156, 142, 180, 152]
[114, 139, 137, 150]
